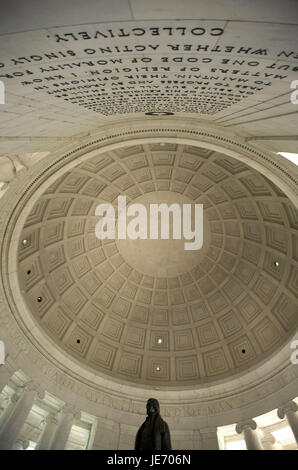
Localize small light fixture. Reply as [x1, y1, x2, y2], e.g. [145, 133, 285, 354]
[22, 239, 28, 246]
[157, 337, 163, 344]
[156, 366, 161, 371]
[273, 261, 280, 267]
[76, 339, 81, 344]
[37, 296, 42, 303]
[241, 349, 246, 354]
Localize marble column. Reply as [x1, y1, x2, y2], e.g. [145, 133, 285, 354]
[92, 418, 120, 450]
[50, 405, 80, 450]
[0, 392, 20, 429]
[35, 414, 59, 450]
[0, 382, 44, 450]
[192, 429, 203, 450]
[236, 419, 264, 450]
[200, 427, 219, 450]
[277, 401, 298, 445]
[12, 438, 29, 450]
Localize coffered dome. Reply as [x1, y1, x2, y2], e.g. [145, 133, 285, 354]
[18, 142, 298, 387]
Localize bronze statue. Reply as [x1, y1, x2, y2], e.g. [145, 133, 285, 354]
[135, 398, 172, 450]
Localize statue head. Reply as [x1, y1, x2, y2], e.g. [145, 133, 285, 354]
[146, 398, 160, 416]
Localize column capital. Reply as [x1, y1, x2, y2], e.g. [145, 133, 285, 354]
[42, 414, 59, 427]
[10, 392, 21, 404]
[13, 438, 29, 450]
[277, 401, 298, 420]
[62, 403, 81, 421]
[0, 394, 10, 406]
[236, 419, 257, 434]
[25, 381, 45, 400]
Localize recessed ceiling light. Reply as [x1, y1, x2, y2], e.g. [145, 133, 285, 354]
[156, 366, 161, 371]
[273, 261, 280, 267]
[22, 239, 28, 246]
[37, 297, 42, 303]
[157, 337, 163, 344]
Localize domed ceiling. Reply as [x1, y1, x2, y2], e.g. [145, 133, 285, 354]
[17, 143, 298, 387]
